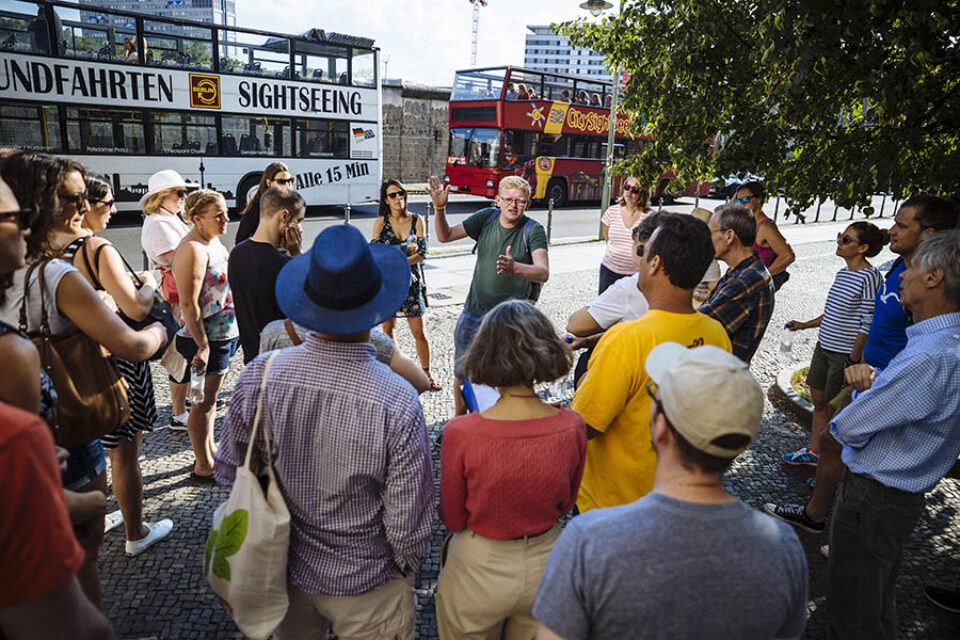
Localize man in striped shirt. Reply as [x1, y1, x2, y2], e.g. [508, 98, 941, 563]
[700, 204, 776, 362]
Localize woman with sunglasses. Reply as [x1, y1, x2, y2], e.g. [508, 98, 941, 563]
[0, 152, 166, 610]
[234, 161, 294, 244]
[437, 300, 586, 639]
[598, 176, 651, 294]
[48, 174, 173, 556]
[371, 179, 441, 390]
[140, 169, 194, 430]
[733, 181, 795, 289]
[780, 221, 885, 471]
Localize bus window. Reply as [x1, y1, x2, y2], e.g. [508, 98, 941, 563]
[536, 133, 567, 157]
[221, 115, 292, 157]
[149, 111, 217, 155]
[293, 46, 348, 84]
[143, 21, 213, 70]
[66, 107, 145, 154]
[0, 1, 49, 55]
[451, 69, 505, 101]
[503, 129, 537, 167]
[447, 127, 501, 168]
[296, 119, 349, 158]
[227, 29, 290, 78]
[351, 48, 376, 88]
[0, 102, 63, 152]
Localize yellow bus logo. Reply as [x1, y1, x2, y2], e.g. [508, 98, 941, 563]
[190, 74, 220, 109]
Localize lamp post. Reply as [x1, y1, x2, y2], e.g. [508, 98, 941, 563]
[580, 0, 619, 238]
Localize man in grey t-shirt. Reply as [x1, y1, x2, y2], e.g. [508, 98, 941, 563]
[534, 344, 808, 640]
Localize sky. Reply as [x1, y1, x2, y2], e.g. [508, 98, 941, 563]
[237, 0, 604, 86]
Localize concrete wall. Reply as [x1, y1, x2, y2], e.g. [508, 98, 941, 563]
[382, 80, 450, 183]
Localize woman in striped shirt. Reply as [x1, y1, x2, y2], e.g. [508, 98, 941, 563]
[782, 221, 886, 467]
[598, 176, 651, 293]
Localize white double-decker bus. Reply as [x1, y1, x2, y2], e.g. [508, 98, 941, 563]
[0, 0, 381, 210]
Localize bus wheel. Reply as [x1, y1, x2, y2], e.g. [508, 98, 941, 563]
[235, 173, 262, 212]
[545, 178, 567, 208]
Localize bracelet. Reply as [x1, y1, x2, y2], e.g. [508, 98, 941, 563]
[434, 205, 446, 211]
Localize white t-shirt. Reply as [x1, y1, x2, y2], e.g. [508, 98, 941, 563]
[141, 210, 190, 268]
[587, 273, 650, 329]
[0, 259, 79, 336]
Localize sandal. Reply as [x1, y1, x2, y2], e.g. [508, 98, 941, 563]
[423, 368, 443, 392]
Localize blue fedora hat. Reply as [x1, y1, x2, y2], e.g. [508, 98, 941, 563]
[276, 225, 410, 335]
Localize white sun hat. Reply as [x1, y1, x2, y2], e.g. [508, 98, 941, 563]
[139, 170, 199, 209]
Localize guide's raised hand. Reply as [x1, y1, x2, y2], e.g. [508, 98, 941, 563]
[497, 245, 516, 275]
[426, 175, 450, 209]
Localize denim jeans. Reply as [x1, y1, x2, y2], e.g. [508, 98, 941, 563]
[827, 472, 925, 639]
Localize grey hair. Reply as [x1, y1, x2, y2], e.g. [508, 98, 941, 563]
[713, 203, 756, 247]
[913, 230, 960, 307]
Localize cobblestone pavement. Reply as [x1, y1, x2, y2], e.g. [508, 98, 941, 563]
[100, 238, 960, 639]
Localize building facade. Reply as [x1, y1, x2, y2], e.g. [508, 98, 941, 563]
[79, 0, 236, 37]
[523, 25, 611, 81]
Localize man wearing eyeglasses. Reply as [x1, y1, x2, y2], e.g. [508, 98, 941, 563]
[534, 344, 807, 640]
[426, 175, 549, 415]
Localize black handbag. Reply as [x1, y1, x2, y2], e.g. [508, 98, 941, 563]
[79, 239, 178, 360]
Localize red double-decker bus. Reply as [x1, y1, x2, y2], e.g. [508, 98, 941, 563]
[443, 66, 708, 206]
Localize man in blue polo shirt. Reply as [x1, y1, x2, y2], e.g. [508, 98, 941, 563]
[766, 194, 960, 535]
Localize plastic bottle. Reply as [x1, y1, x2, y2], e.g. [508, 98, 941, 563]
[190, 364, 204, 404]
[406, 229, 418, 256]
[779, 330, 794, 367]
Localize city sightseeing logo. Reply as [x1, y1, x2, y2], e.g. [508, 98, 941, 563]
[526, 102, 546, 128]
[189, 74, 221, 109]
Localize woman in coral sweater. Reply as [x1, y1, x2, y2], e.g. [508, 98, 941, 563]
[437, 299, 586, 640]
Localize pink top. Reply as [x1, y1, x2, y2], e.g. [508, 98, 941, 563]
[601, 204, 648, 275]
[440, 406, 587, 540]
[753, 218, 778, 268]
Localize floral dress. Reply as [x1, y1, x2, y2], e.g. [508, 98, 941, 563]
[373, 214, 427, 318]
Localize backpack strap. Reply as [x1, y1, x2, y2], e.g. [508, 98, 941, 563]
[470, 208, 502, 255]
[284, 318, 303, 346]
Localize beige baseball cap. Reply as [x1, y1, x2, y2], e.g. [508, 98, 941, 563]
[645, 343, 764, 458]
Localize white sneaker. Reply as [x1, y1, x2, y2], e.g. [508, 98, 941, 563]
[125, 519, 174, 557]
[169, 415, 188, 431]
[820, 544, 830, 559]
[104, 509, 124, 533]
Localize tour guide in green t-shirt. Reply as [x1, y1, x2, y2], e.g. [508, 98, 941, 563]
[426, 174, 549, 415]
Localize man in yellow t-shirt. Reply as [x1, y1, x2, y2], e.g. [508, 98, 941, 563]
[572, 213, 733, 512]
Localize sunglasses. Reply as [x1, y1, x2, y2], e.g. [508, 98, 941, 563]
[0, 208, 31, 229]
[59, 190, 88, 210]
[837, 233, 857, 245]
[92, 198, 115, 209]
[635, 242, 646, 257]
[274, 178, 295, 186]
[623, 184, 643, 194]
[175, 189, 188, 198]
[734, 195, 756, 205]
[385, 191, 406, 200]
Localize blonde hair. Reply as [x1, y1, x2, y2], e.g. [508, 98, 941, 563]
[498, 176, 532, 200]
[463, 300, 572, 387]
[142, 189, 175, 215]
[618, 176, 650, 208]
[183, 189, 225, 224]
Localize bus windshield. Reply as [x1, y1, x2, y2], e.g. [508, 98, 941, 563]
[448, 127, 501, 169]
[451, 69, 505, 101]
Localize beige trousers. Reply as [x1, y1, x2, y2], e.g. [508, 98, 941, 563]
[436, 526, 561, 640]
[274, 574, 415, 640]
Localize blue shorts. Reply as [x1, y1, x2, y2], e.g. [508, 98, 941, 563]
[62, 438, 106, 490]
[174, 335, 239, 383]
[453, 310, 484, 379]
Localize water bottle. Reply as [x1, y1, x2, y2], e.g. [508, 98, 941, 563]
[406, 229, 418, 256]
[190, 364, 204, 404]
[779, 331, 794, 367]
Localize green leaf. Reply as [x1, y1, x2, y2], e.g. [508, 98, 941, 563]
[204, 526, 217, 576]
[216, 509, 248, 558]
[212, 554, 231, 581]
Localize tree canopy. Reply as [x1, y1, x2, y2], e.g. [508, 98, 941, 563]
[558, 0, 960, 215]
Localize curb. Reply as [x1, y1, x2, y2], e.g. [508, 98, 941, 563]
[770, 365, 813, 427]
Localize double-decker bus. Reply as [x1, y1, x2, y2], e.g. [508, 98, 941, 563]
[0, 0, 381, 210]
[443, 66, 708, 207]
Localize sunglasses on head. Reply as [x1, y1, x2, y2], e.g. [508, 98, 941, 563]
[623, 184, 643, 194]
[0, 207, 32, 229]
[274, 177, 295, 186]
[59, 190, 88, 210]
[386, 191, 406, 200]
[837, 232, 857, 245]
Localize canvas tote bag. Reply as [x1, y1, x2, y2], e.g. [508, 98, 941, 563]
[204, 351, 290, 639]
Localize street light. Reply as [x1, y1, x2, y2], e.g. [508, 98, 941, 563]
[579, 0, 613, 17]
[579, 0, 620, 238]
